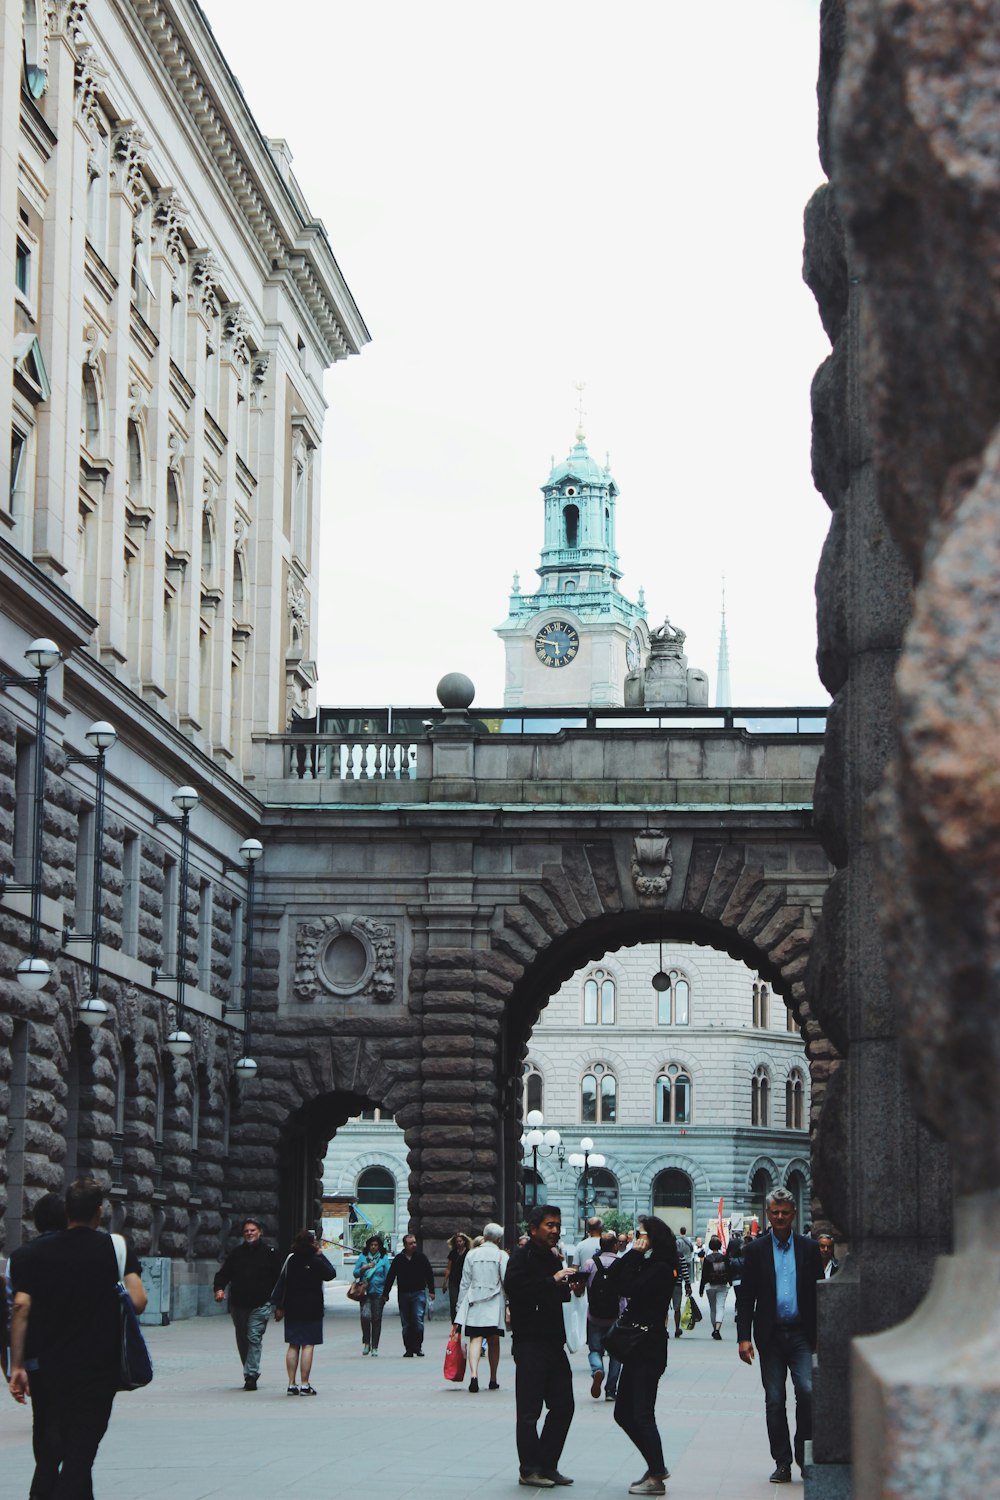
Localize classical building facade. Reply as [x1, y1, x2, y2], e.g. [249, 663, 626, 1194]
[1, 0, 367, 1310]
[323, 940, 811, 1244]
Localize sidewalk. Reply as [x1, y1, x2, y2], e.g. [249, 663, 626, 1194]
[1, 1296, 803, 1499]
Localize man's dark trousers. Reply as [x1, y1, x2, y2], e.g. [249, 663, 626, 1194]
[27, 1368, 116, 1499]
[512, 1339, 574, 1475]
[759, 1324, 812, 1468]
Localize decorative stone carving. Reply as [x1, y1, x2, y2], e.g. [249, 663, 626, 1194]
[110, 123, 151, 210]
[166, 429, 185, 473]
[630, 829, 673, 905]
[152, 190, 188, 265]
[127, 380, 148, 422]
[48, 0, 89, 47]
[221, 302, 251, 367]
[286, 575, 307, 627]
[188, 252, 220, 318]
[82, 322, 104, 368]
[293, 915, 395, 1003]
[74, 44, 107, 135]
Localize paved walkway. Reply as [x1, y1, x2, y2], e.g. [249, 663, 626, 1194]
[1, 1291, 803, 1498]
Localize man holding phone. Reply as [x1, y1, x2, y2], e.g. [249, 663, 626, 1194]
[504, 1204, 587, 1488]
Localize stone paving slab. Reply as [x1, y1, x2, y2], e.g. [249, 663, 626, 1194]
[0, 1299, 805, 1498]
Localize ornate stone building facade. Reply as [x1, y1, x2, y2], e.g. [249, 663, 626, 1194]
[0, 0, 367, 1309]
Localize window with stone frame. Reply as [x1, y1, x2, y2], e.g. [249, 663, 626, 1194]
[581, 1063, 617, 1124]
[82, 364, 103, 451]
[656, 968, 691, 1026]
[131, 203, 155, 320]
[85, 116, 111, 258]
[785, 1069, 805, 1130]
[655, 1063, 692, 1124]
[522, 1062, 543, 1116]
[583, 970, 615, 1025]
[752, 980, 770, 1029]
[752, 1065, 771, 1127]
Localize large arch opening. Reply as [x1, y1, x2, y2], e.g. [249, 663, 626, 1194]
[500, 910, 816, 1242]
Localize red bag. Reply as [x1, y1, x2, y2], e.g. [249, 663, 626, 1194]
[443, 1330, 466, 1383]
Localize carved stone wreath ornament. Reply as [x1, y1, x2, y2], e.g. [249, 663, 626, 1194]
[293, 915, 395, 1003]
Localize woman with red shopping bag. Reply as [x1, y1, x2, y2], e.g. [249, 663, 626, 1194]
[451, 1222, 509, 1393]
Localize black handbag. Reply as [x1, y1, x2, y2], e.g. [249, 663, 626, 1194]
[111, 1235, 153, 1391]
[603, 1316, 649, 1361]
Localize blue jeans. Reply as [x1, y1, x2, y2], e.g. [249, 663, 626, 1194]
[586, 1321, 622, 1396]
[398, 1290, 427, 1353]
[759, 1325, 812, 1468]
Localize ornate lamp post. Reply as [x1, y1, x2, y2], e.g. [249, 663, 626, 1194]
[65, 721, 118, 1028]
[152, 786, 200, 1057]
[521, 1109, 564, 1208]
[1, 638, 61, 991]
[568, 1137, 606, 1224]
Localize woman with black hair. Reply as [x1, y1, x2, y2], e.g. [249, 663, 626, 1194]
[271, 1229, 336, 1395]
[605, 1215, 678, 1496]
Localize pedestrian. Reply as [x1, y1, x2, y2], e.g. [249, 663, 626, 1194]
[604, 1216, 678, 1495]
[699, 1235, 730, 1339]
[271, 1228, 336, 1395]
[504, 1203, 585, 1488]
[572, 1215, 603, 1267]
[5, 1192, 68, 1490]
[670, 1226, 693, 1338]
[725, 1231, 746, 1324]
[353, 1233, 392, 1355]
[581, 1229, 623, 1401]
[382, 1233, 435, 1356]
[443, 1231, 471, 1323]
[7, 1176, 147, 1496]
[815, 1233, 839, 1279]
[453, 1221, 509, 1393]
[213, 1216, 281, 1389]
[736, 1186, 824, 1483]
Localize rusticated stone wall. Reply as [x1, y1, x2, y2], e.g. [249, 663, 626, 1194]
[803, 2, 999, 1492]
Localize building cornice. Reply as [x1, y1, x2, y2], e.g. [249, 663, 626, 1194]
[119, 0, 369, 363]
[0, 536, 97, 651]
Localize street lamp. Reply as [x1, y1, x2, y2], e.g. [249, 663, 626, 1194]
[223, 836, 263, 1080]
[152, 786, 201, 1058]
[1, 638, 61, 990]
[65, 721, 118, 1028]
[521, 1110, 564, 1208]
[568, 1137, 606, 1223]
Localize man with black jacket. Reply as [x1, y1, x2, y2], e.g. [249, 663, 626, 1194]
[382, 1234, 436, 1356]
[736, 1188, 824, 1483]
[214, 1217, 281, 1389]
[504, 1203, 584, 1488]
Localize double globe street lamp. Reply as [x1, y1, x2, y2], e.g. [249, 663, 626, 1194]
[568, 1137, 606, 1222]
[522, 1109, 564, 1208]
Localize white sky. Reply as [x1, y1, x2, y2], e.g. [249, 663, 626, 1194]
[202, 0, 830, 710]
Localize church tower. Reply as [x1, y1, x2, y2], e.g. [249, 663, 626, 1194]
[496, 425, 647, 706]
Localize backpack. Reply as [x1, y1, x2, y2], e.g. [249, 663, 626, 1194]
[587, 1256, 620, 1321]
[704, 1252, 729, 1287]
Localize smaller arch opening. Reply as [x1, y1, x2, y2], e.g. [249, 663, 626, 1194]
[563, 504, 579, 548]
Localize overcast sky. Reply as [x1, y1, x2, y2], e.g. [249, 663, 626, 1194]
[202, 0, 830, 710]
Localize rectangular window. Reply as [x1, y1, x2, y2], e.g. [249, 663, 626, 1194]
[74, 802, 95, 936]
[230, 898, 244, 1009]
[13, 734, 34, 881]
[162, 854, 178, 971]
[9, 430, 25, 512]
[15, 240, 29, 296]
[197, 879, 212, 991]
[121, 834, 140, 957]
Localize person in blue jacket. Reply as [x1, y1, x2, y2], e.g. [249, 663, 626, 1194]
[353, 1234, 392, 1356]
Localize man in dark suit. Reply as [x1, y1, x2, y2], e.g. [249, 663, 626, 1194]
[736, 1187, 824, 1484]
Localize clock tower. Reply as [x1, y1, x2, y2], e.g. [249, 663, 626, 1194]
[497, 428, 648, 706]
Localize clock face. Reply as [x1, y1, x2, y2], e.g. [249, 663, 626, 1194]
[534, 619, 580, 668]
[626, 628, 643, 672]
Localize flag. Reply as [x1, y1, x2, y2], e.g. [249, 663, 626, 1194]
[717, 1198, 727, 1250]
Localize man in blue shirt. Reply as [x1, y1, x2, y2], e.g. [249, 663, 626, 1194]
[735, 1188, 824, 1484]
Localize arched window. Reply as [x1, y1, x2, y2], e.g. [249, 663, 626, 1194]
[785, 1070, 805, 1130]
[563, 503, 579, 548]
[233, 552, 246, 614]
[752, 1066, 770, 1127]
[583, 970, 615, 1026]
[82, 366, 101, 450]
[753, 980, 770, 1029]
[522, 1062, 543, 1116]
[577, 1166, 618, 1222]
[655, 1063, 692, 1124]
[126, 421, 144, 504]
[581, 1063, 616, 1124]
[786, 1169, 808, 1222]
[652, 1169, 693, 1226]
[656, 968, 690, 1026]
[356, 1167, 394, 1204]
[166, 472, 182, 547]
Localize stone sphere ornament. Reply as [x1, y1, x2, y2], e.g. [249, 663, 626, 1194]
[436, 672, 475, 709]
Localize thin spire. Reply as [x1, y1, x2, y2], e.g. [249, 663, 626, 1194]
[574, 380, 586, 442]
[715, 577, 732, 707]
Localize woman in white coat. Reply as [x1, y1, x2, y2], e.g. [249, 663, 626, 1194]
[452, 1222, 509, 1393]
